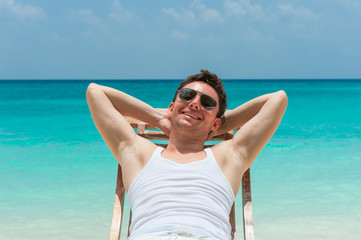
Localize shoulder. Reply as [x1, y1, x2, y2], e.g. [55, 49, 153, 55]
[118, 138, 158, 189]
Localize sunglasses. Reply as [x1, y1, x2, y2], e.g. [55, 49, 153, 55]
[178, 88, 217, 111]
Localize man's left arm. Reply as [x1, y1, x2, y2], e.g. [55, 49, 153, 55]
[218, 91, 288, 173]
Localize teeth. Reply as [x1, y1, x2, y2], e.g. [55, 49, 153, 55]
[184, 113, 199, 119]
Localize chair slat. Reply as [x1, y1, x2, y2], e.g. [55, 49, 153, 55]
[137, 131, 169, 140]
[109, 165, 125, 240]
[242, 169, 254, 240]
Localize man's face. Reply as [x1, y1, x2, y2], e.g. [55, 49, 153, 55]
[169, 81, 221, 134]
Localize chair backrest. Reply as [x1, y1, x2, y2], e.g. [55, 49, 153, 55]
[109, 111, 254, 240]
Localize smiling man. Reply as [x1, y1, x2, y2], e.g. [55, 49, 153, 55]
[86, 70, 288, 240]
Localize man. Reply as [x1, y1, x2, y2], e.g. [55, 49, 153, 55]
[86, 70, 288, 240]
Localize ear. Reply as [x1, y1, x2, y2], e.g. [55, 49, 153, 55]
[210, 117, 221, 132]
[168, 102, 174, 115]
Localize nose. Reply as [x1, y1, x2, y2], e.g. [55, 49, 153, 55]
[189, 95, 201, 110]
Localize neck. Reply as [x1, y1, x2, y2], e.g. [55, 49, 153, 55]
[163, 131, 207, 162]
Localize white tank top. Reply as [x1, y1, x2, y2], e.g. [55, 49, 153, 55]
[127, 147, 235, 240]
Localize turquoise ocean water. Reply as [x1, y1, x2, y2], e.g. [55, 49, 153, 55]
[0, 80, 360, 240]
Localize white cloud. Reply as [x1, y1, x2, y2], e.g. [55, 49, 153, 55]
[162, 0, 222, 26]
[224, 0, 266, 21]
[162, 7, 196, 25]
[69, 1, 136, 30]
[277, 3, 319, 31]
[69, 9, 104, 27]
[330, 0, 361, 15]
[278, 4, 316, 19]
[49, 32, 69, 42]
[224, 0, 246, 16]
[171, 30, 188, 40]
[350, 0, 361, 14]
[191, 0, 223, 24]
[0, 0, 46, 19]
[109, 0, 134, 23]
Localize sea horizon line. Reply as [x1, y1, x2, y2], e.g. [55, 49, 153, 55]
[1, 78, 361, 82]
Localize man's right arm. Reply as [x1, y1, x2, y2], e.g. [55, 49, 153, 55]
[86, 83, 170, 162]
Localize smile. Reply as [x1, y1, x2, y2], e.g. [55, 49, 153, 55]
[182, 112, 201, 120]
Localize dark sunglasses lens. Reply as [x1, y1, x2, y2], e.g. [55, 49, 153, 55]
[179, 88, 197, 101]
[179, 88, 217, 110]
[201, 95, 217, 109]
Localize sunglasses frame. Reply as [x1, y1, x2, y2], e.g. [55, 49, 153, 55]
[177, 88, 218, 111]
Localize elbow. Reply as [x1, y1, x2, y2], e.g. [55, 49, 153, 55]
[275, 90, 288, 109]
[86, 83, 102, 102]
[86, 83, 100, 96]
[87, 83, 98, 92]
[277, 90, 287, 101]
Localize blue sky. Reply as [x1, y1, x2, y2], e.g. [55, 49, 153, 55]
[1, 0, 361, 79]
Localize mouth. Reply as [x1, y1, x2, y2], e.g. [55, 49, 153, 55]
[182, 111, 201, 120]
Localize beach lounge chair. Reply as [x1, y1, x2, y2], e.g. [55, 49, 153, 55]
[109, 111, 255, 240]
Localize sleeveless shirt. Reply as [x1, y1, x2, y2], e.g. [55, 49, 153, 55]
[128, 147, 235, 240]
[127, 147, 235, 240]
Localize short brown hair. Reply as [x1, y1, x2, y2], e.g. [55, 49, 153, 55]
[173, 70, 227, 118]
